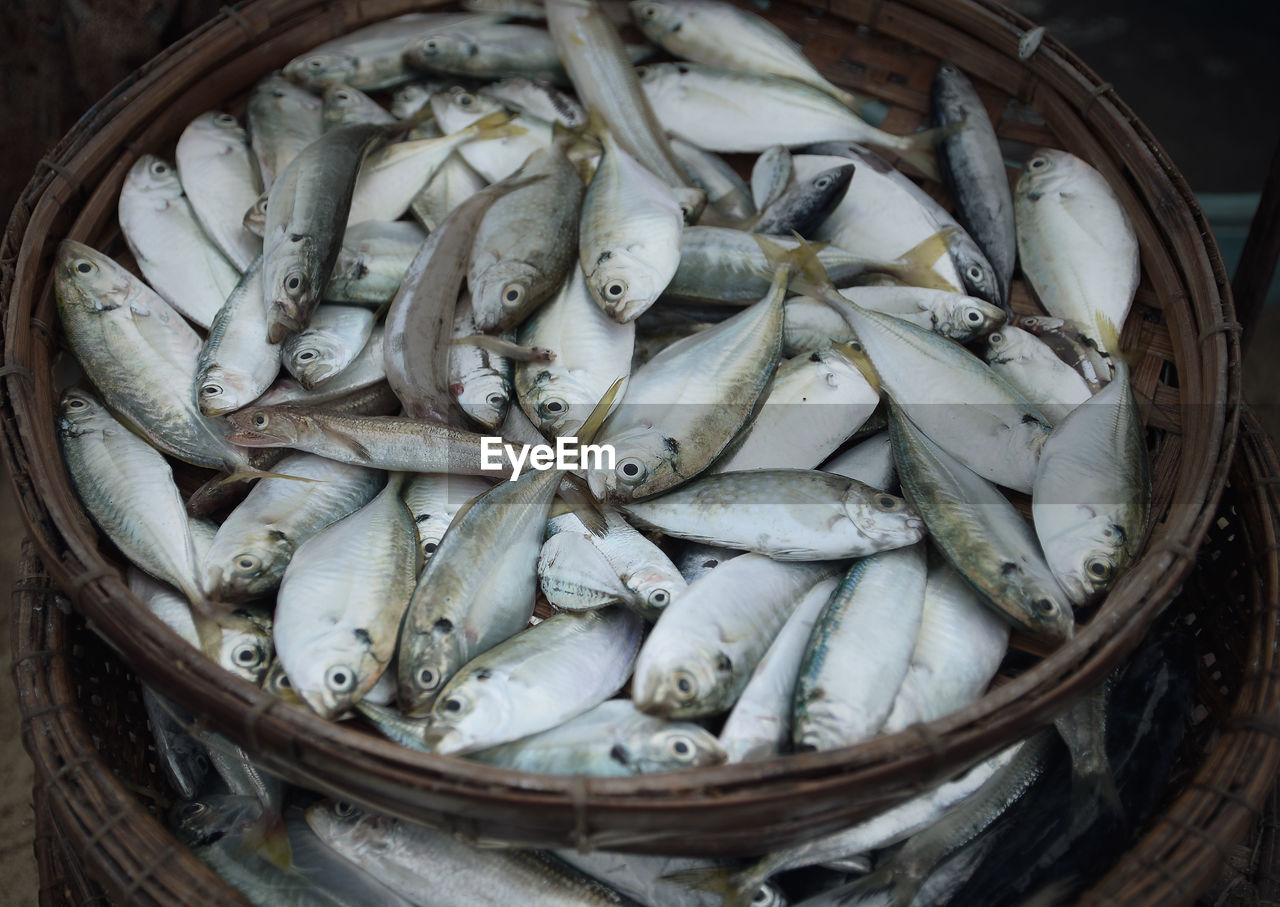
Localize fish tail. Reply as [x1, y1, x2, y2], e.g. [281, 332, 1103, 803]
[660, 865, 769, 907]
[753, 234, 829, 296]
[893, 122, 963, 180]
[576, 376, 626, 448]
[883, 228, 960, 291]
[237, 807, 293, 871]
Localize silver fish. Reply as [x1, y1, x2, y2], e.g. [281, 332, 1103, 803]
[449, 296, 515, 429]
[322, 83, 396, 130]
[175, 111, 264, 270]
[983, 325, 1092, 425]
[282, 304, 376, 390]
[481, 77, 589, 127]
[323, 220, 427, 306]
[669, 135, 756, 223]
[247, 72, 323, 190]
[401, 472, 495, 563]
[405, 23, 569, 83]
[196, 256, 281, 417]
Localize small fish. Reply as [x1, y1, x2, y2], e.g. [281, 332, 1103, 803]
[175, 111, 264, 270]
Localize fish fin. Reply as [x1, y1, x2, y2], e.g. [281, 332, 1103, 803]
[660, 866, 766, 907]
[836, 86, 883, 117]
[190, 611, 225, 662]
[883, 228, 961, 292]
[575, 376, 626, 448]
[1091, 311, 1142, 382]
[214, 468, 321, 489]
[752, 234, 826, 295]
[451, 334, 555, 362]
[894, 122, 965, 181]
[830, 341, 882, 394]
[237, 808, 293, 871]
[316, 426, 374, 462]
[558, 474, 608, 536]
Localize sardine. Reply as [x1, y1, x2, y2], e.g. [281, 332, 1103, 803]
[196, 256, 281, 417]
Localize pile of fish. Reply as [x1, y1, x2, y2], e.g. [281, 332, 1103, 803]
[50, 0, 1160, 900]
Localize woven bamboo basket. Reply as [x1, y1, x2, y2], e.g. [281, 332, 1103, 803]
[0, 0, 1241, 854]
[14, 409, 1280, 904]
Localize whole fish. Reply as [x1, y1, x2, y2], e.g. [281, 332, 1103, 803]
[383, 174, 535, 421]
[580, 128, 685, 322]
[195, 256, 281, 417]
[274, 474, 418, 718]
[1014, 314, 1108, 394]
[282, 13, 494, 90]
[282, 304, 376, 390]
[469, 698, 724, 775]
[469, 138, 585, 331]
[750, 163, 854, 236]
[55, 243, 253, 473]
[890, 405, 1075, 644]
[637, 64, 941, 178]
[932, 62, 1017, 306]
[1015, 148, 1139, 356]
[711, 348, 878, 472]
[175, 111, 264, 270]
[432, 85, 555, 183]
[305, 801, 635, 906]
[247, 73, 323, 190]
[632, 0, 874, 113]
[59, 390, 209, 621]
[449, 296, 515, 429]
[118, 154, 241, 329]
[323, 220, 427, 306]
[515, 267, 636, 437]
[982, 325, 1092, 425]
[546, 0, 692, 190]
[782, 287, 1002, 353]
[1032, 342, 1150, 606]
[793, 546, 928, 751]
[718, 575, 840, 762]
[262, 123, 388, 342]
[425, 607, 645, 754]
[881, 558, 1010, 733]
[633, 553, 840, 718]
[626, 469, 923, 560]
[201, 452, 383, 602]
[401, 473, 495, 562]
[588, 266, 787, 503]
[252, 327, 388, 407]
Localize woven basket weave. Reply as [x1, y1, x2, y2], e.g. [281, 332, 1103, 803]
[0, 0, 1241, 854]
[14, 408, 1280, 903]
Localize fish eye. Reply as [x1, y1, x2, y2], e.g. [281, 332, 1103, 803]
[74, 259, 95, 274]
[486, 392, 507, 409]
[307, 59, 324, 69]
[457, 92, 475, 107]
[1034, 597, 1056, 615]
[181, 802, 206, 818]
[425, 39, 438, 51]
[1029, 156, 1048, 170]
[65, 397, 88, 410]
[150, 161, 169, 175]
[422, 539, 439, 555]
[967, 265, 984, 281]
[334, 90, 350, 101]
[541, 397, 568, 417]
[201, 383, 222, 397]
[233, 643, 264, 668]
[988, 332, 1003, 345]
[416, 667, 439, 689]
[296, 349, 318, 362]
[875, 494, 901, 511]
[616, 457, 647, 484]
[284, 272, 307, 295]
[666, 734, 696, 760]
[647, 588, 670, 609]
[234, 554, 261, 573]
[325, 664, 357, 693]
[502, 282, 525, 306]
[671, 670, 698, 701]
[1086, 556, 1113, 581]
[333, 801, 356, 817]
[751, 888, 771, 905]
[603, 278, 627, 299]
[278, 673, 292, 688]
[641, 4, 658, 18]
[442, 697, 463, 713]
[814, 175, 833, 189]
[216, 113, 236, 125]
[965, 308, 983, 323]
[251, 413, 269, 428]
[635, 65, 649, 79]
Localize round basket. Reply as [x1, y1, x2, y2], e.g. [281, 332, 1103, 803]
[13, 409, 1280, 904]
[0, 0, 1241, 854]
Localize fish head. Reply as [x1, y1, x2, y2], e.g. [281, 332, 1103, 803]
[404, 32, 476, 71]
[288, 634, 387, 720]
[196, 111, 247, 144]
[224, 406, 307, 447]
[124, 155, 184, 202]
[471, 261, 542, 331]
[203, 530, 293, 602]
[283, 332, 348, 390]
[622, 566, 686, 619]
[413, 514, 451, 563]
[322, 84, 365, 121]
[630, 0, 683, 42]
[170, 795, 263, 848]
[431, 86, 504, 132]
[952, 247, 1004, 311]
[390, 83, 434, 119]
[842, 486, 927, 548]
[263, 661, 302, 703]
[452, 368, 511, 430]
[304, 800, 380, 851]
[586, 422, 684, 504]
[243, 193, 268, 235]
[1041, 512, 1135, 606]
[397, 624, 466, 716]
[57, 389, 110, 437]
[516, 367, 602, 438]
[629, 721, 726, 773]
[283, 51, 357, 89]
[632, 642, 732, 719]
[1016, 148, 1076, 199]
[266, 247, 320, 343]
[982, 327, 1027, 365]
[423, 676, 509, 754]
[55, 240, 136, 314]
[217, 611, 274, 684]
[585, 249, 666, 323]
[939, 295, 1004, 342]
[196, 364, 259, 416]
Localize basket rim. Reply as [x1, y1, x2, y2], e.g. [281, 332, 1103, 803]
[0, 0, 1244, 854]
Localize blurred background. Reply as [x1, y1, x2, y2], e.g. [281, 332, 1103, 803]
[0, 0, 1276, 899]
